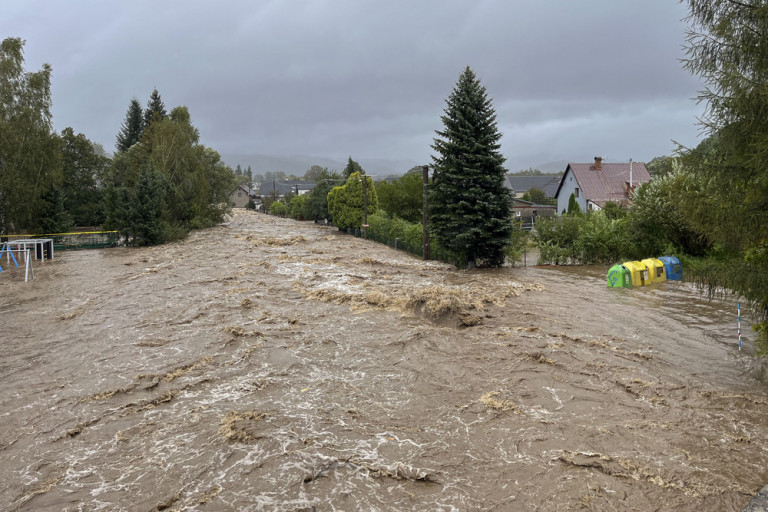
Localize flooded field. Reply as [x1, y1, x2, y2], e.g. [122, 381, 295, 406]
[1, 209, 767, 511]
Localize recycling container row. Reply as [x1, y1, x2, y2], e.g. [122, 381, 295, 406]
[607, 256, 682, 288]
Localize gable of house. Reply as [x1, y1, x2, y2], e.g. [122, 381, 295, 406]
[555, 158, 650, 214]
[229, 185, 256, 208]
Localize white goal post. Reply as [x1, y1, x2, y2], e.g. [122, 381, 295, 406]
[0, 243, 34, 282]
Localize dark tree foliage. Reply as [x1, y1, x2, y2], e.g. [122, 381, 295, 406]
[0, 37, 62, 234]
[682, 0, 768, 347]
[375, 172, 423, 224]
[39, 186, 73, 233]
[567, 193, 581, 215]
[306, 169, 342, 221]
[105, 103, 236, 245]
[131, 166, 166, 246]
[60, 127, 108, 226]
[342, 157, 364, 179]
[429, 67, 513, 267]
[143, 89, 167, 128]
[116, 98, 144, 153]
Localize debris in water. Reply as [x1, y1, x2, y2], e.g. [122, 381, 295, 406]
[219, 411, 268, 443]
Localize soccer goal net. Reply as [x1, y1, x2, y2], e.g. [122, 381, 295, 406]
[0, 243, 34, 282]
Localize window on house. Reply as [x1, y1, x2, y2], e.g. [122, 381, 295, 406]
[575, 188, 580, 198]
[238, 192, 242, 197]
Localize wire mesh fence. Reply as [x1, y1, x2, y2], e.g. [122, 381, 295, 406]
[350, 227, 466, 267]
[5, 231, 118, 251]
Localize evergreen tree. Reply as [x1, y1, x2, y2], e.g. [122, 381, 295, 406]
[39, 186, 73, 233]
[429, 66, 513, 267]
[306, 169, 342, 221]
[143, 89, 167, 127]
[131, 166, 166, 246]
[567, 193, 581, 215]
[342, 157, 364, 179]
[116, 98, 144, 153]
[327, 171, 377, 231]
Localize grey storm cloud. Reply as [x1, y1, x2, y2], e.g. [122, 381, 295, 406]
[4, 0, 704, 172]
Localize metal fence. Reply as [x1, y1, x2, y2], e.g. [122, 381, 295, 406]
[6, 231, 118, 251]
[350, 228, 466, 267]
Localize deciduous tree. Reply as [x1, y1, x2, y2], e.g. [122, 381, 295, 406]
[0, 37, 62, 234]
[60, 127, 108, 226]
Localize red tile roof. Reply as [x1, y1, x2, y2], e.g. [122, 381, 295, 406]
[556, 162, 650, 205]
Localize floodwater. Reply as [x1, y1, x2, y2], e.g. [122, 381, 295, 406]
[1, 209, 766, 511]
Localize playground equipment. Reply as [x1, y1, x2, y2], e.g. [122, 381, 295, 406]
[0, 243, 34, 282]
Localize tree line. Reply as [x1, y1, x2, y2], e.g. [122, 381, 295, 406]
[0, 37, 236, 244]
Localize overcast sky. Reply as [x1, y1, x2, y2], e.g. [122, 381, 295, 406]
[3, 0, 704, 172]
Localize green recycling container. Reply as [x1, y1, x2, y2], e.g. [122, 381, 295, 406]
[607, 264, 632, 288]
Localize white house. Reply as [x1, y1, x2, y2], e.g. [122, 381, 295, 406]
[555, 157, 651, 215]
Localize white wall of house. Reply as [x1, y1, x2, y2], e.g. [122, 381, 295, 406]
[556, 168, 587, 215]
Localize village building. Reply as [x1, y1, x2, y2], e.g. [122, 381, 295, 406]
[228, 185, 257, 208]
[554, 157, 651, 215]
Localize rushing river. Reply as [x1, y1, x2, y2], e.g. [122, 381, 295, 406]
[1, 210, 766, 511]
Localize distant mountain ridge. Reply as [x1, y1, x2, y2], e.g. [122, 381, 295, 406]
[221, 153, 572, 178]
[221, 153, 421, 178]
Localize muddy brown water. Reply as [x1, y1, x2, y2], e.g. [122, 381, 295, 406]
[1, 210, 767, 511]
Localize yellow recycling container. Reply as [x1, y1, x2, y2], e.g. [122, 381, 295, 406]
[641, 258, 667, 284]
[623, 261, 649, 287]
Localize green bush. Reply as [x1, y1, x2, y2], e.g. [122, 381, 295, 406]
[535, 211, 635, 265]
[269, 201, 289, 217]
[289, 194, 310, 220]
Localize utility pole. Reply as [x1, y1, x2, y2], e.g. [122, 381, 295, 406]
[362, 176, 368, 239]
[422, 165, 430, 260]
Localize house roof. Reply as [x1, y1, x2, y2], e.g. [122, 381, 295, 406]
[257, 180, 316, 196]
[511, 198, 556, 209]
[505, 175, 562, 197]
[555, 162, 650, 204]
[231, 184, 257, 197]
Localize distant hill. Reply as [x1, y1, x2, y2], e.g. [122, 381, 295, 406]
[535, 160, 570, 174]
[221, 153, 421, 179]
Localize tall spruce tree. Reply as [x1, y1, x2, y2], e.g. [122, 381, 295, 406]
[116, 98, 144, 153]
[143, 89, 167, 128]
[429, 66, 513, 267]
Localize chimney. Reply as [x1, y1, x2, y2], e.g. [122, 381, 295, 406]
[594, 156, 602, 170]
